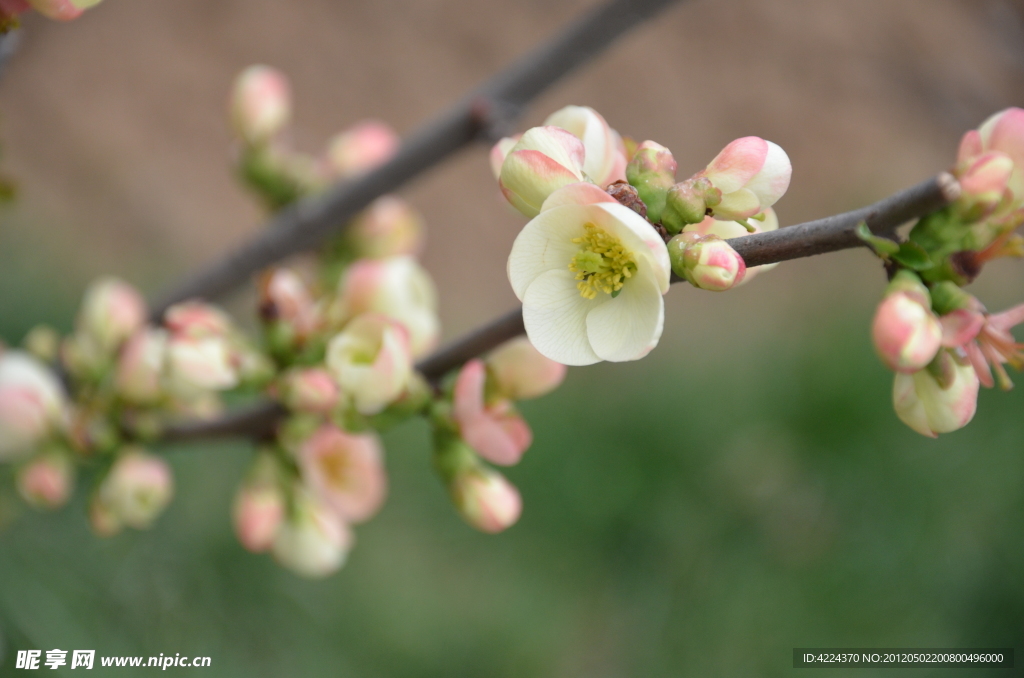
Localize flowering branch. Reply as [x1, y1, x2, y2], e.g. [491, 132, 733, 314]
[150, 0, 682, 318]
[161, 172, 961, 443]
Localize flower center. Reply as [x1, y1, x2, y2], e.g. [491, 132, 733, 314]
[568, 223, 637, 300]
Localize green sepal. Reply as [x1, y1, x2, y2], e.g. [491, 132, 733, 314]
[855, 222, 899, 257]
[891, 241, 934, 271]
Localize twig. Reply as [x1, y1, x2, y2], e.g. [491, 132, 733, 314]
[161, 173, 961, 443]
[150, 0, 682, 319]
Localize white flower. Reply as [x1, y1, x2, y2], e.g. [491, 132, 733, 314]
[507, 183, 671, 365]
[272, 491, 353, 578]
[326, 313, 412, 415]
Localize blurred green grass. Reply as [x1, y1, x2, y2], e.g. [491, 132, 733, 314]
[0, 292, 1021, 677]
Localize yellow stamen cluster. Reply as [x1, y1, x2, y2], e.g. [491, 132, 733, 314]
[568, 223, 637, 300]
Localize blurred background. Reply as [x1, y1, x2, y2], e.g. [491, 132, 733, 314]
[1, 0, 1024, 675]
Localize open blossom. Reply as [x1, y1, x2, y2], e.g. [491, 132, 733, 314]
[508, 183, 671, 365]
[297, 424, 387, 524]
[348, 196, 424, 259]
[233, 480, 285, 553]
[872, 273, 942, 373]
[682, 208, 780, 284]
[326, 314, 412, 415]
[97, 449, 174, 530]
[486, 336, 567, 401]
[326, 120, 400, 178]
[498, 126, 586, 218]
[272, 490, 353, 578]
[697, 136, 792, 221]
[334, 256, 439, 358]
[17, 453, 74, 510]
[78, 277, 147, 355]
[893, 349, 979, 437]
[230, 65, 291, 146]
[0, 351, 67, 461]
[940, 301, 1024, 390]
[453, 359, 532, 466]
[668, 233, 746, 292]
[542, 105, 626, 188]
[450, 465, 522, 534]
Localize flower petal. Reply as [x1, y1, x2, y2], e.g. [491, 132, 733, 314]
[540, 182, 618, 211]
[704, 136, 768, 194]
[585, 266, 665, 362]
[745, 141, 792, 208]
[522, 269, 604, 366]
[507, 205, 590, 300]
[588, 203, 671, 293]
[713, 188, 761, 220]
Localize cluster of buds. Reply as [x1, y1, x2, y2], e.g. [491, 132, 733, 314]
[870, 108, 1024, 436]
[0, 0, 102, 29]
[229, 65, 406, 216]
[1, 275, 272, 535]
[492, 105, 792, 365]
[432, 337, 565, 533]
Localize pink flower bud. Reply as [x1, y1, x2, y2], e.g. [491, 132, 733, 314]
[115, 328, 168, 405]
[668, 233, 746, 292]
[78, 277, 147, 355]
[543, 105, 626, 187]
[872, 291, 943, 373]
[272, 491, 353, 578]
[450, 466, 522, 534]
[499, 126, 586, 218]
[230, 65, 291, 146]
[17, 453, 73, 510]
[334, 257, 439, 358]
[98, 448, 174, 529]
[327, 313, 412, 415]
[280, 368, 339, 414]
[0, 0, 31, 20]
[486, 336, 566, 400]
[297, 424, 387, 524]
[489, 135, 521, 179]
[0, 351, 66, 461]
[326, 120, 399, 178]
[699, 137, 792, 220]
[453, 360, 532, 466]
[893, 349, 979, 437]
[233, 481, 284, 553]
[682, 208, 780, 284]
[258, 268, 321, 340]
[348, 196, 424, 259]
[164, 301, 232, 339]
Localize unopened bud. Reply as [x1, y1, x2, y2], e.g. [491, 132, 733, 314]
[893, 349, 979, 437]
[625, 140, 677, 222]
[451, 465, 522, 534]
[0, 351, 67, 461]
[279, 368, 339, 414]
[326, 313, 412, 416]
[23, 325, 60, 363]
[668, 233, 746, 291]
[79, 277, 147, 355]
[662, 177, 719, 234]
[98, 448, 174, 529]
[326, 120, 399, 179]
[115, 328, 168, 405]
[486, 336, 567, 401]
[17, 452, 74, 510]
[348, 196, 424, 259]
[233, 482, 284, 553]
[872, 290, 942, 373]
[272, 490, 353, 578]
[957, 151, 1013, 219]
[230, 65, 291, 146]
